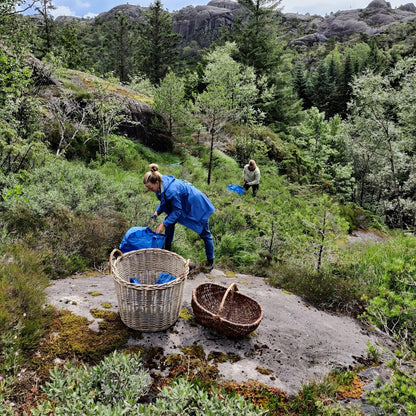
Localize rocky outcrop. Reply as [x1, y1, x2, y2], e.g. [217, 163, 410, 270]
[286, 1, 416, 45]
[120, 97, 173, 152]
[173, 2, 237, 48]
[54, 0, 416, 48]
[87, 0, 416, 48]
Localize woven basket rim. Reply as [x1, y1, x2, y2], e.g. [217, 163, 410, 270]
[192, 282, 264, 325]
[112, 272, 187, 289]
[109, 248, 190, 291]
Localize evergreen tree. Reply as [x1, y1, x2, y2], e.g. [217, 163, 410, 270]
[338, 52, 354, 117]
[137, 0, 181, 85]
[35, 0, 55, 57]
[55, 23, 91, 71]
[231, 0, 302, 131]
[113, 12, 135, 82]
[308, 61, 336, 117]
[293, 59, 312, 109]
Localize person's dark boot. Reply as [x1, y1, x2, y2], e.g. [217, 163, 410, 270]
[204, 259, 214, 272]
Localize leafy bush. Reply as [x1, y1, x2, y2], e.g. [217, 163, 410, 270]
[142, 378, 265, 415]
[366, 350, 416, 416]
[29, 350, 151, 415]
[0, 244, 49, 349]
[0, 244, 50, 406]
[28, 352, 265, 415]
[338, 233, 416, 347]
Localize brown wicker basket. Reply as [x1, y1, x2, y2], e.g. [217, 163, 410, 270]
[109, 248, 189, 332]
[191, 282, 263, 338]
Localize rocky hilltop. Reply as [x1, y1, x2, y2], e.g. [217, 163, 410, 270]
[55, 0, 416, 47]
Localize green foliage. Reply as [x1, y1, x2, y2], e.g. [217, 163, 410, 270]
[366, 349, 416, 416]
[153, 71, 192, 138]
[339, 232, 416, 347]
[136, 0, 181, 85]
[346, 57, 416, 228]
[289, 108, 354, 198]
[0, 244, 50, 406]
[29, 351, 151, 415]
[27, 352, 264, 415]
[143, 378, 265, 415]
[0, 244, 49, 348]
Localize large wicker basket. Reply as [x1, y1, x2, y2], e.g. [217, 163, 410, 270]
[109, 248, 189, 332]
[191, 282, 263, 338]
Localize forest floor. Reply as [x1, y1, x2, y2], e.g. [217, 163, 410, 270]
[45, 231, 395, 414]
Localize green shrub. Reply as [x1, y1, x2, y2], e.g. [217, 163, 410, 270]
[366, 350, 416, 416]
[29, 353, 265, 416]
[29, 350, 151, 415]
[0, 244, 49, 350]
[142, 378, 265, 415]
[0, 244, 51, 406]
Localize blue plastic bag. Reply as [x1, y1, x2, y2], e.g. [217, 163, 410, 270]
[130, 277, 141, 284]
[119, 227, 166, 253]
[156, 272, 176, 284]
[227, 184, 244, 195]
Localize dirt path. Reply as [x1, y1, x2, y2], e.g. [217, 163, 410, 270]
[45, 266, 394, 400]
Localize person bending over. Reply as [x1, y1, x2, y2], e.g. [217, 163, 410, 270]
[143, 163, 215, 271]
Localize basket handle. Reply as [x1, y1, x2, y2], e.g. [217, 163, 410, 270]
[217, 282, 238, 317]
[109, 248, 123, 274]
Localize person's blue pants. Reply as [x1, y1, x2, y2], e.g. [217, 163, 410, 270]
[164, 221, 214, 260]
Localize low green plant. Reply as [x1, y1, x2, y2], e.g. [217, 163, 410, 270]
[29, 353, 266, 416]
[366, 349, 416, 415]
[29, 350, 151, 415]
[0, 321, 24, 406]
[0, 244, 49, 348]
[141, 378, 266, 415]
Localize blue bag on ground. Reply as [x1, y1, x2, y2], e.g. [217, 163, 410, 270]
[227, 184, 244, 195]
[119, 227, 166, 253]
[156, 272, 176, 284]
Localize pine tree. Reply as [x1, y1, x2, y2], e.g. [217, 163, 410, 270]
[231, 0, 302, 131]
[114, 12, 135, 83]
[293, 59, 312, 109]
[137, 0, 181, 85]
[35, 0, 55, 56]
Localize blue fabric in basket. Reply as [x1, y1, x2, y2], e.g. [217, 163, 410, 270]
[119, 226, 166, 253]
[227, 184, 244, 195]
[156, 272, 176, 284]
[130, 277, 141, 284]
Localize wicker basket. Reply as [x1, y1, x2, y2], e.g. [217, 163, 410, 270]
[191, 282, 263, 338]
[109, 248, 189, 332]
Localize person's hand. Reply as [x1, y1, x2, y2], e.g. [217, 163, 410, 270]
[156, 223, 165, 234]
[151, 212, 158, 221]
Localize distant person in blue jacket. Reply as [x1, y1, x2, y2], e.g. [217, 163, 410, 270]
[143, 163, 215, 271]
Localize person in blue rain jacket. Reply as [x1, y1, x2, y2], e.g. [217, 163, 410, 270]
[143, 163, 215, 271]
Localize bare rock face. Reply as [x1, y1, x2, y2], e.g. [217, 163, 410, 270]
[399, 3, 416, 11]
[292, 1, 416, 45]
[366, 0, 392, 9]
[173, 3, 236, 48]
[50, 1, 416, 49]
[120, 98, 173, 152]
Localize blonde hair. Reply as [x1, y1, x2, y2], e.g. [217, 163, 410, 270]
[143, 163, 163, 185]
[248, 160, 257, 169]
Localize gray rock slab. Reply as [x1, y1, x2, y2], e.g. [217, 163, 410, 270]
[45, 269, 394, 396]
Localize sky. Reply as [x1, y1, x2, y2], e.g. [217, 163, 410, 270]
[36, 0, 410, 20]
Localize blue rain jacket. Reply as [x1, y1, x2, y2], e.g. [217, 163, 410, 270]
[155, 175, 215, 235]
